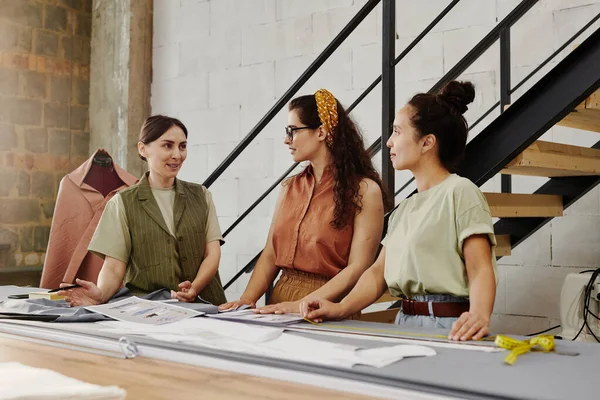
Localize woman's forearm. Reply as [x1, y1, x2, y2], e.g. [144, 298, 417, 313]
[337, 251, 387, 317]
[97, 258, 126, 303]
[463, 235, 496, 323]
[192, 252, 220, 293]
[307, 265, 364, 302]
[467, 267, 496, 322]
[240, 253, 279, 303]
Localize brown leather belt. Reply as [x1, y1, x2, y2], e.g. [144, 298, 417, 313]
[401, 299, 470, 318]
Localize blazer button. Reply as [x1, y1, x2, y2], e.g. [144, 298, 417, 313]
[182, 256, 187, 262]
[178, 236, 183, 242]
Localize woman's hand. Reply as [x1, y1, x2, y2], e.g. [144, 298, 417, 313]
[254, 301, 299, 315]
[171, 281, 199, 303]
[218, 298, 257, 311]
[448, 311, 490, 341]
[58, 278, 103, 307]
[299, 298, 347, 323]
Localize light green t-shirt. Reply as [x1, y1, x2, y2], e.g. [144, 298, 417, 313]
[89, 186, 223, 263]
[382, 174, 497, 298]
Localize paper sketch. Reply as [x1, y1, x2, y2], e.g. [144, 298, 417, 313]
[85, 297, 203, 325]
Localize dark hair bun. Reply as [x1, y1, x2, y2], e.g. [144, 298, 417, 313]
[438, 80, 475, 114]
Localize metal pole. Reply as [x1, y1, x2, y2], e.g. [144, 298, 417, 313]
[381, 0, 395, 208]
[500, 28, 512, 193]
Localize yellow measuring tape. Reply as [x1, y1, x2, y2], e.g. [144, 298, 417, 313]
[494, 334, 555, 365]
[302, 318, 557, 363]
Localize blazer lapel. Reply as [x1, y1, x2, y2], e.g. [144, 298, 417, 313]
[173, 178, 187, 231]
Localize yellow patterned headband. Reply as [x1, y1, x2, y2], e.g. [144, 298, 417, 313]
[314, 89, 338, 143]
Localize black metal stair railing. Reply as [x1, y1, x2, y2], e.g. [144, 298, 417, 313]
[223, 0, 543, 290]
[220, 0, 466, 290]
[223, 0, 540, 244]
[202, 0, 382, 189]
[394, 11, 600, 199]
[385, 25, 600, 312]
[475, 28, 600, 248]
[221, 0, 461, 238]
[217, 0, 599, 293]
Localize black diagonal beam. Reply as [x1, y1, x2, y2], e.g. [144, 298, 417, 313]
[461, 27, 600, 186]
[203, 0, 381, 188]
[363, 0, 539, 164]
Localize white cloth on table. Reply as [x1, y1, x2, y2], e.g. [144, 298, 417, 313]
[0, 362, 126, 400]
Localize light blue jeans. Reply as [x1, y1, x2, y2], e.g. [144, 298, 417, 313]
[394, 294, 468, 330]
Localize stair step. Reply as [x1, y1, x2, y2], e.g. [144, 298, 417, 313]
[495, 234, 511, 256]
[557, 88, 600, 132]
[484, 193, 563, 218]
[501, 141, 600, 177]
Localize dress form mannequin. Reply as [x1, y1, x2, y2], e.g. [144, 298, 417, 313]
[83, 151, 124, 197]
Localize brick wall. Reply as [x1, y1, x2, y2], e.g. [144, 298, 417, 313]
[0, 0, 91, 276]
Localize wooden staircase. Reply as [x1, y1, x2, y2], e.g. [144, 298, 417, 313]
[502, 141, 600, 177]
[485, 88, 600, 257]
[557, 89, 600, 132]
[361, 88, 600, 323]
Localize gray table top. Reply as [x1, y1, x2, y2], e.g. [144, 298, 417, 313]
[287, 320, 597, 400]
[2, 286, 597, 399]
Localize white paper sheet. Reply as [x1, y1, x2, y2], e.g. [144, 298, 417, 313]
[98, 317, 436, 369]
[145, 332, 435, 368]
[85, 297, 203, 325]
[98, 317, 284, 343]
[261, 333, 436, 368]
[208, 309, 305, 325]
[0, 362, 126, 400]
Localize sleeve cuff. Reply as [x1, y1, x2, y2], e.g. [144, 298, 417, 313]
[458, 224, 496, 258]
[88, 248, 129, 264]
[206, 236, 225, 246]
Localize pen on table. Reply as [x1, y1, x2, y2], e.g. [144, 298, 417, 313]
[5, 284, 83, 300]
[50, 283, 82, 293]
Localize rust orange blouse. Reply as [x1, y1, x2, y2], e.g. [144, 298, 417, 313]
[272, 166, 354, 278]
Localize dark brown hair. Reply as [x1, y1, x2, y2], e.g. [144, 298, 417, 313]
[407, 80, 475, 172]
[138, 115, 188, 161]
[289, 95, 391, 230]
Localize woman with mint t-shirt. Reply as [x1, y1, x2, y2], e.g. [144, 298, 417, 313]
[301, 81, 497, 342]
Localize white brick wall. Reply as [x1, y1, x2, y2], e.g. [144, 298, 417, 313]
[152, 0, 600, 334]
[312, 4, 379, 51]
[276, 0, 353, 21]
[208, 62, 276, 108]
[397, 33, 445, 82]
[179, 32, 241, 74]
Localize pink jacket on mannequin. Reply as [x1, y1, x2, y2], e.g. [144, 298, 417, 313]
[40, 149, 138, 289]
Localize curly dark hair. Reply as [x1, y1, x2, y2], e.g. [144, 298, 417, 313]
[289, 95, 390, 230]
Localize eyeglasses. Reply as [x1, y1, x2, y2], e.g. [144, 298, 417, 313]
[285, 126, 314, 141]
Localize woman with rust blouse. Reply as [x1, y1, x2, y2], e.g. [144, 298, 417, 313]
[220, 89, 388, 314]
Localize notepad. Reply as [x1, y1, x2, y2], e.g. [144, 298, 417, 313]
[28, 292, 65, 300]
